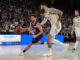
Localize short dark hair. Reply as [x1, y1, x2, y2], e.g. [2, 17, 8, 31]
[31, 14, 37, 18]
[75, 10, 79, 13]
[41, 2, 47, 6]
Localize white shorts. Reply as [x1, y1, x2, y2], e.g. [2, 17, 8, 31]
[75, 28, 80, 37]
[50, 21, 62, 37]
[50, 27, 57, 37]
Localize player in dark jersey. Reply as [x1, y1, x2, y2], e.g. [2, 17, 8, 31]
[20, 14, 45, 56]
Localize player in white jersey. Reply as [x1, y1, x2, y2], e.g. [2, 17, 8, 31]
[40, 3, 69, 57]
[71, 10, 80, 51]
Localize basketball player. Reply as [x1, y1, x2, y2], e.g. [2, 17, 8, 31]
[71, 10, 80, 51]
[40, 3, 69, 57]
[20, 14, 45, 56]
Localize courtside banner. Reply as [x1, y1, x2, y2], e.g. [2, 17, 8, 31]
[0, 35, 21, 42]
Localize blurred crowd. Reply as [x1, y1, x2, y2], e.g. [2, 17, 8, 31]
[0, 0, 41, 34]
[60, 14, 76, 43]
[0, 0, 76, 42]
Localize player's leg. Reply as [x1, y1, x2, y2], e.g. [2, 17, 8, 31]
[22, 41, 46, 55]
[47, 34, 52, 54]
[20, 38, 38, 56]
[23, 42, 33, 53]
[53, 21, 66, 47]
[35, 34, 46, 47]
[36, 41, 46, 47]
[72, 37, 80, 51]
[72, 31, 80, 52]
[51, 28, 69, 51]
[52, 38, 69, 51]
[20, 34, 44, 56]
[20, 42, 33, 56]
[43, 34, 52, 57]
[50, 27, 65, 47]
[52, 37, 67, 47]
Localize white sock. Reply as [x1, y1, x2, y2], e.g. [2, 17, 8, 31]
[74, 41, 79, 49]
[52, 39, 65, 47]
[48, 48, 52, 53]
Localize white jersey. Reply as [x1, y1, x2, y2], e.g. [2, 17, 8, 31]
[41, 8, 61, 36]
[42, 8, 59, 28]
[74, 17, 80, 29]
[74, 17, 80, 36]
[49, 14, 59, 28]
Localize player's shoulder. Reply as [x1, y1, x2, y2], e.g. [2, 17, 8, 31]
[36, 20, 40, 25]
[36, 22, 41, 28]
[49, 8, 55, 10]
[36, 20, 40, 23]
[37, 22, 40, 25]
[49, 8, 58, 11]
[49, 8, 54, 11]
[73, 17, 76, 22]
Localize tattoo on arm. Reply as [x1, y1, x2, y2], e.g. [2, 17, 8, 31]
[51, 8, 63, 18]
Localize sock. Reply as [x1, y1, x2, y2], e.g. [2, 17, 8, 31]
[52, 39, 65, 47]
[48, 48, 52, 53]
[41, 42, 44, 44]
[74, 41, 79, 49]
[23, 49, 26, 53]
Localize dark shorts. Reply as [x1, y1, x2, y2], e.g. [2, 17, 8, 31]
[31, 34, 43, 44]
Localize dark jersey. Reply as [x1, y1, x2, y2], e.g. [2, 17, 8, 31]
[31, 21, 41, 35]
[31, 21, 43, 44]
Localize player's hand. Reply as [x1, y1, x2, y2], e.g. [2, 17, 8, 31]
[33, 35, 38, 38]
[30, 31, 34, 34]
[22, 28, 26, 32]
[71, 31, 73, 37]
[78, 22, 80, 24]
[34, 23, 40, 28]
[23, 28, 28, 32]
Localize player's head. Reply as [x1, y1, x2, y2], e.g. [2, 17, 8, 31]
[40, 3, 48, 11]
[31, 14, 37, 22]
[74, 10, 79, 17]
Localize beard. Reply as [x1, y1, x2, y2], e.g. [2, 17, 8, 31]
[75, 14, 79, 17]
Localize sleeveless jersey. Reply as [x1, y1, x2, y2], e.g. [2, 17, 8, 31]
[31, 21, 41, 35]
[74, 17, 80, 28]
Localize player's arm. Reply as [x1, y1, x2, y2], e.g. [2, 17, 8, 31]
[56, 21, 60, 29]
[22, 23, 32, 32]
[27, 23, 32, 31]
[71, 18, 75, 35]
[51, 8, 63, 18]
[41, 14, 48, 25]
[34, 23, 43, 37]
[41, 18, 48, 25]
[72, 19, 75, 32]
